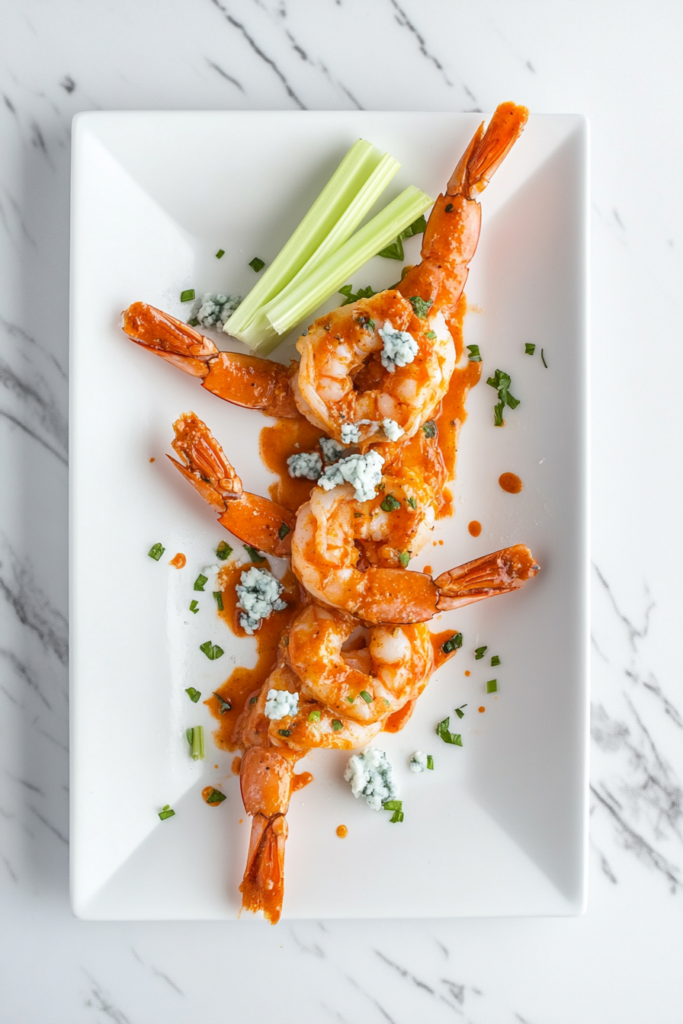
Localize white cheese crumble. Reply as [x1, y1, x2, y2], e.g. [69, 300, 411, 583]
[344, 748, 398, 811]
[382, 418, 404, 442]
[195, 293, 242, 330]
[317, 449, 385, 503]
[264, 688, 299, 721]
[409, 751, 428, 773]
[320, 437, 346, 463]
[340, 419, 373, 445]
[287, 451, 322, 480]
[379, 321, 418, 372]
[235, 566, 287, 634]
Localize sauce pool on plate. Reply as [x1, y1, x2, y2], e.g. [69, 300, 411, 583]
[468, 520, 481, 537]
[499, 472, 523, 494]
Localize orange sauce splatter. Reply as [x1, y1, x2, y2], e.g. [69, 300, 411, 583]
[169, 552, 186, 569]
[384, 698, 417, 733]
[430, 628, 463, 670]
[468, 520, 481, 537]
[292, 771, 313, 792]
[202, 786, 225, 805]
[231, 756, 242, 775]
[499, 472, 523, 494]
[464, 670, 471, 677]
[336, 824, 348, 838]
[205, 559, 302, 751]
[149, 457, 155, 463]
[423, 564, 432, 575]
[478, 706, 486, 713]
[259, 417, 325, 511]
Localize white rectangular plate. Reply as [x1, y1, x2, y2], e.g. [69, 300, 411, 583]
[70, 110, 589, 920]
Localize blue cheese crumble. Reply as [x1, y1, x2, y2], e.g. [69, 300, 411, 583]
[382, 418, 404, 442]
[344, 748, 398, 810]
[340, 419, 373, 445]
[195, 293, 242, 330]
[235, 567, 287, 634]
[320, 437, 346, 463]
[317, 449, 384, 502]
[379, 321, 418, 372]
[287, 451, 322, 480]
[264, 688, 299, 720]
[409, 751, 428, 773]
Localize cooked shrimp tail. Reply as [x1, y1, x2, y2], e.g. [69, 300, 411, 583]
[435, 544, 540, 611]
[447, 101, 529, 199]
[168, 412, 295, 556]
[122, 302, 301, 418]
[239, 746, 295, 925]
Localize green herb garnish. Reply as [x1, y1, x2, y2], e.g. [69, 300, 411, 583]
[436, 716, 463, 746]
[383, 800, 402, 811]
[422, 420, 437, 439]
[455, 703, 467, 719]
[493, 401, 505, 427]
[148, 542, 165, 561]
[194, 574, 208, 591]
[487, 368, 520, 426]
[215, 249, 225, 259]
[409, 296, 433, 319]
[399, 551, 410, 568]
[360, 690, 373, 704]
[213, 591, 224, 611]
[185, 687, 201, 703]
[249, 257, 265, 272]
[278, 522, 291, 540]
[491, 655, 500, 667]
[441, 633, 463, 654]
[189, 599, 199, 614]
[278, 728, 292, 737]
[243, 544, 265, 564]
[158, 804, 175, 820]
[525, 342, 536, 355]
[541, 348, 548, 368]
[206, 787, 226, 804]
[331, 720, 343, 732]
[346, 695, 355, 703]
[339, 283, 377, 306]
[474, 646, 487, 660]
[216, 540, 232, 560]
[180, 289, 195, 302]
[213, 692, 232, 714]
[188, 318, 199, 326]
[426, 755, 434, 770]
[380, 493, 401, 512]
[378, 239, 404, 260]
[200, 641, 224, 661]
[186, 725, 205, 760]
[425, 330, 436, 340]
[487, 679, 498, 693]
[308, 710, 321, 722]
[466, 344, 482, 362]
[407, 496, 417, 510]
[377, 214, 427, 261]
[390, 809, 404, 823]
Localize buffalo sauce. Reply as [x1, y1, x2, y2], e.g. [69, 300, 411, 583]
[430, 628, 463, 671]
[468, 520, 481, 537]
[202, 786, 225, 805]
[499, 472, 523, 494]
[336, 824, 348, 838]
[259, 417, 325, 511]
[169, 552, 186, 569]
[292, 771, 313, 792]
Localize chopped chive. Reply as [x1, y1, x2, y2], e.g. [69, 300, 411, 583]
[216, 540, 232, 560]
[407, 496, 417, 510]
[359, 690, 373, 704]
[308, 709, 321, 722]
[445, 203, 454, 213]
[425, 330, 437, 340]
[487, 679, 498, 693]
[206, 787, 226, 804]
[180, 289, 195, 302]
[383, 800, 402, 811]
[455, 703, 467, 719]
[331, 719, 343, 732]
[380, 493, 401, 512]
[278, 728, 292, 737]
[474, 645, 487, 660]
[194, 573, 208, 591]
[249, 696, 258, 705]
[199, 641, 224, 660]
[426, 755, 434, 770]
[353, 512, 363, 518]
[213, 691, 232, 714]
[399, 551, 410, 568]
[187, 317, 199, 326]
[408, 296, 432, 319]
[390, 809, 404, 823]
[490, 655, 500, 667]
[525, 342, 536, 355]
[541, 348, 548, 368]
[422, 420, 436, 439]
[189, 599, 199, 614]
[249, 257, 265, 272]
[213, 591, 224, 611]
[215, 248, 225, 259]
[278, 522, 291, 540]
[436, 716, 463, 746]
[346, 695, 355, 703]
[441, 633, 463, 655]
[187, 725, 205, 761]
[148, 542, 165, 561]
[243, 544, 265, 564]
[185, 687, 201, 703]
[466, 344, 482, 362]
[158, 804, 175, 820]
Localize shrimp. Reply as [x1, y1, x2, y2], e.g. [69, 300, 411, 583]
[120, 102, 528, 442]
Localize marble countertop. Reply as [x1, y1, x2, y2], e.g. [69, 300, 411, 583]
[1, 1, 682, 1021]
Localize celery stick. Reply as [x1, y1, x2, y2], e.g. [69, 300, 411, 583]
[257, 186, 433, 348]
[225, 140, 392, 337]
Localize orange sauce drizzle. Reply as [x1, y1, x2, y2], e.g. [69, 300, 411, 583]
[202, 786, 225, 805]
[478, 706, 486, 713]
[430, 628, 463, 671]
[149, 457, 155, 463]
[259, 417, 325, 511]
[423, 564, 432, 574]
[292, 771, 314, 792]
[231, 756, 242, 775]
[468, 520, 482, 537]
[464, 670, 471, 677]
[336, 824, 348, 838]
[169, 552, 186, 569]
[499, 472, 523, 494]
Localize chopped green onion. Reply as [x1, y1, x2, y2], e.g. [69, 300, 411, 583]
[383, 800, 402, 811]
[487, 679, 498, 693]
[185, 687, 201, 703]
[278, 522, 291, 540]
[409, 296, 432, 319]
[148, 542, 165, 561]
[187, 317, 199, 326]
[426, 755, 434, 770]
[541, 348, 548, 368]
[390, 809, 404, 823]
[200, 641, 224, 660]
[215, 249, 225, 259]
[308, 709, 321, 722]
[249, 257, 265, 272]
[206, 787, 226, 804]
[243, 544, 265, 564]
[213, 691, 232, 714]
[180, 289, 195, 302]
[436, 716, 463, 746]
[422, 420, 436, 438]
[407, 496, 417, 510]
[186, 725, 205, 760]
[441, 633, 463, 654]
[467, 344, 482, 362]
[474, 646, 487, 660]
[158, 804, 175, 820]
[346, 695, 355, 703]
[490, 655, 500, 667]
[213, 591, 224, 611]
[399, 551, 410, 568]
[525, 342, 536, 355]
[339, 283, 377, 306]
[360, 690, 373, 704]
[189, 599, 199, 614]
[216, 540, 232, 560]
[425, 330, 437, 340]
[278, 728, 291, 737]
[194, 574, 208, 591]
[380, 493, 401, 512]
[455, 703, 467, 719]
[331, 719, 343, 732]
